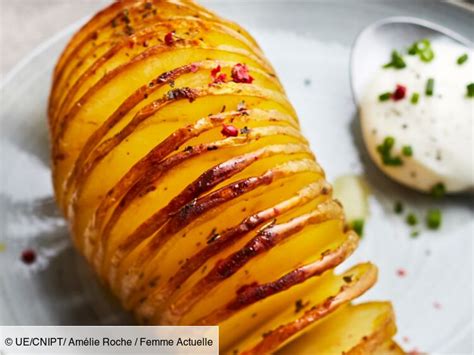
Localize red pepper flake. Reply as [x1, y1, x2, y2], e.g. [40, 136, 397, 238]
[433, 301, 442, 310]
[164, 31, 175, 46]
[392, 84, 407, 101]
[408, 348, 421, 355]
[213, 73, 227, 84]
[190, 63, 198, 73]
[402, 336, 410, 343]
[209, 65, 227, 85]
[231, 63, 254, 83]
[396, 268, 406, 277]
[221, 124, 239, 137]
[211, 65, 222, 77]
[21, 249, 37, 265]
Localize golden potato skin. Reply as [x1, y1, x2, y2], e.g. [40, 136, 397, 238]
[48, 1, 401, 353]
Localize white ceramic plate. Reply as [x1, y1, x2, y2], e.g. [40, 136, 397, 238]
[1, 1, 472, 353]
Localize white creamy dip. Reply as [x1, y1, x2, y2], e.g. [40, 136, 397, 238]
[360, 40, 474, 193]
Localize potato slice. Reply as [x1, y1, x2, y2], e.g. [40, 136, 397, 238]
[228, 262, 378, 354]
[277, 301, 396, 355]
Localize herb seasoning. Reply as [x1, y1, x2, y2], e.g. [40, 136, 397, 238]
[425, 78, 435, 96]
[426, 209, 442, 229]
[383, 50, 406, 69]
[457, 53, 468, 65]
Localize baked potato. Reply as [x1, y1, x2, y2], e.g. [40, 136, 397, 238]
[48, 0, 402, 353]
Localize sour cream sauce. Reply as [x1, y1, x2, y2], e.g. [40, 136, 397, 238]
[360, 40, 474, 193]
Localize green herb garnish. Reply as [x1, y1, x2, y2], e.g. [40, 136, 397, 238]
[376, 136, 403, 166]
[410, 92, 420, 104]
[383, 50, 406, 69]
[351, 219, 365, 236]
[394, 201, 404, 214]
[425, 78, 434, 96]
[467, 83, 474, 98]
[408, 39, 434, 62]
[410, 230, 420, 238]
[430, 182, 445, 198]
[406, 213, 418, 226]
[426, 209, 442, 229]
[402, 145, 413, 157]
[457, 53, 468, 65]
[379, 92, 392, 101]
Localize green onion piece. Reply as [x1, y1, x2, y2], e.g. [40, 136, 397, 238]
[425, 78, 434, 96]
[426, 209, 442, 229]
[407, 39, 434, 62]
[410, 92, 420, 104]
[394, 201, 404, 214]
[420, 48, 434, 62]
[379, 92, 392, 101]
[406, 213, 418, 226]
[384, 136, 395, 149]
[383, 50, 406, 69]
[351, 219, 365, 236]
[430, 182, 445, 198]
[467, 83, 474, 98]
[376, 136, 404, 166]
[457, 53, 468, 65]
[410, 230, 420, 238]
[402, 145, 413, 157]
[383, 156, 403, 166]
[408, 44, 417, 55]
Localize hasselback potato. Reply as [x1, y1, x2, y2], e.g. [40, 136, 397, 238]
[48, 0, 400, 353]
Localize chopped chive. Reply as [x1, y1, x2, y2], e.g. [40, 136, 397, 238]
[426, 209, 442, 229]
[457, 53, 468, 65]
[406, 213, 418, 226]
[394, 201, 404, 214]
[419, 48, 434, 62]
[379, 92, 392, 101]
[383, 156, 403, 166]
[384, 136, 395, 149]
[467, 83, 474, 98]
[425, 78, 434, 96]
[410, 230, 420, 238]
[351, 219, 365, 236]
[410, 92, 420, 104]
[383, 50, 406, 69]
[376, 136, 404, 166]
[408, 39, 435, 62]
[402, 145, 413, 157]
[430, 182, 445, 198]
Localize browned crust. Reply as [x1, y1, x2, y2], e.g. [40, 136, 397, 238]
[78, 122, 304, 258]
[56, 81, 295, 214]
[62, 63, 198, 204]
[113, 158, 320, 303]
[134, 180, 331, 321]
[66, 87, 295, 207]
[61, 62, 285, 208]
[346, 306, 397, 355]
[52, 0, 260, 89]
[100, 142, 312, 277]
[193, 232, 359, 325]
[160, 199, 344, 322]
[51, 17, 268, 125]
[240, 264, 378, 355]
[51, 41, 272, 144]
